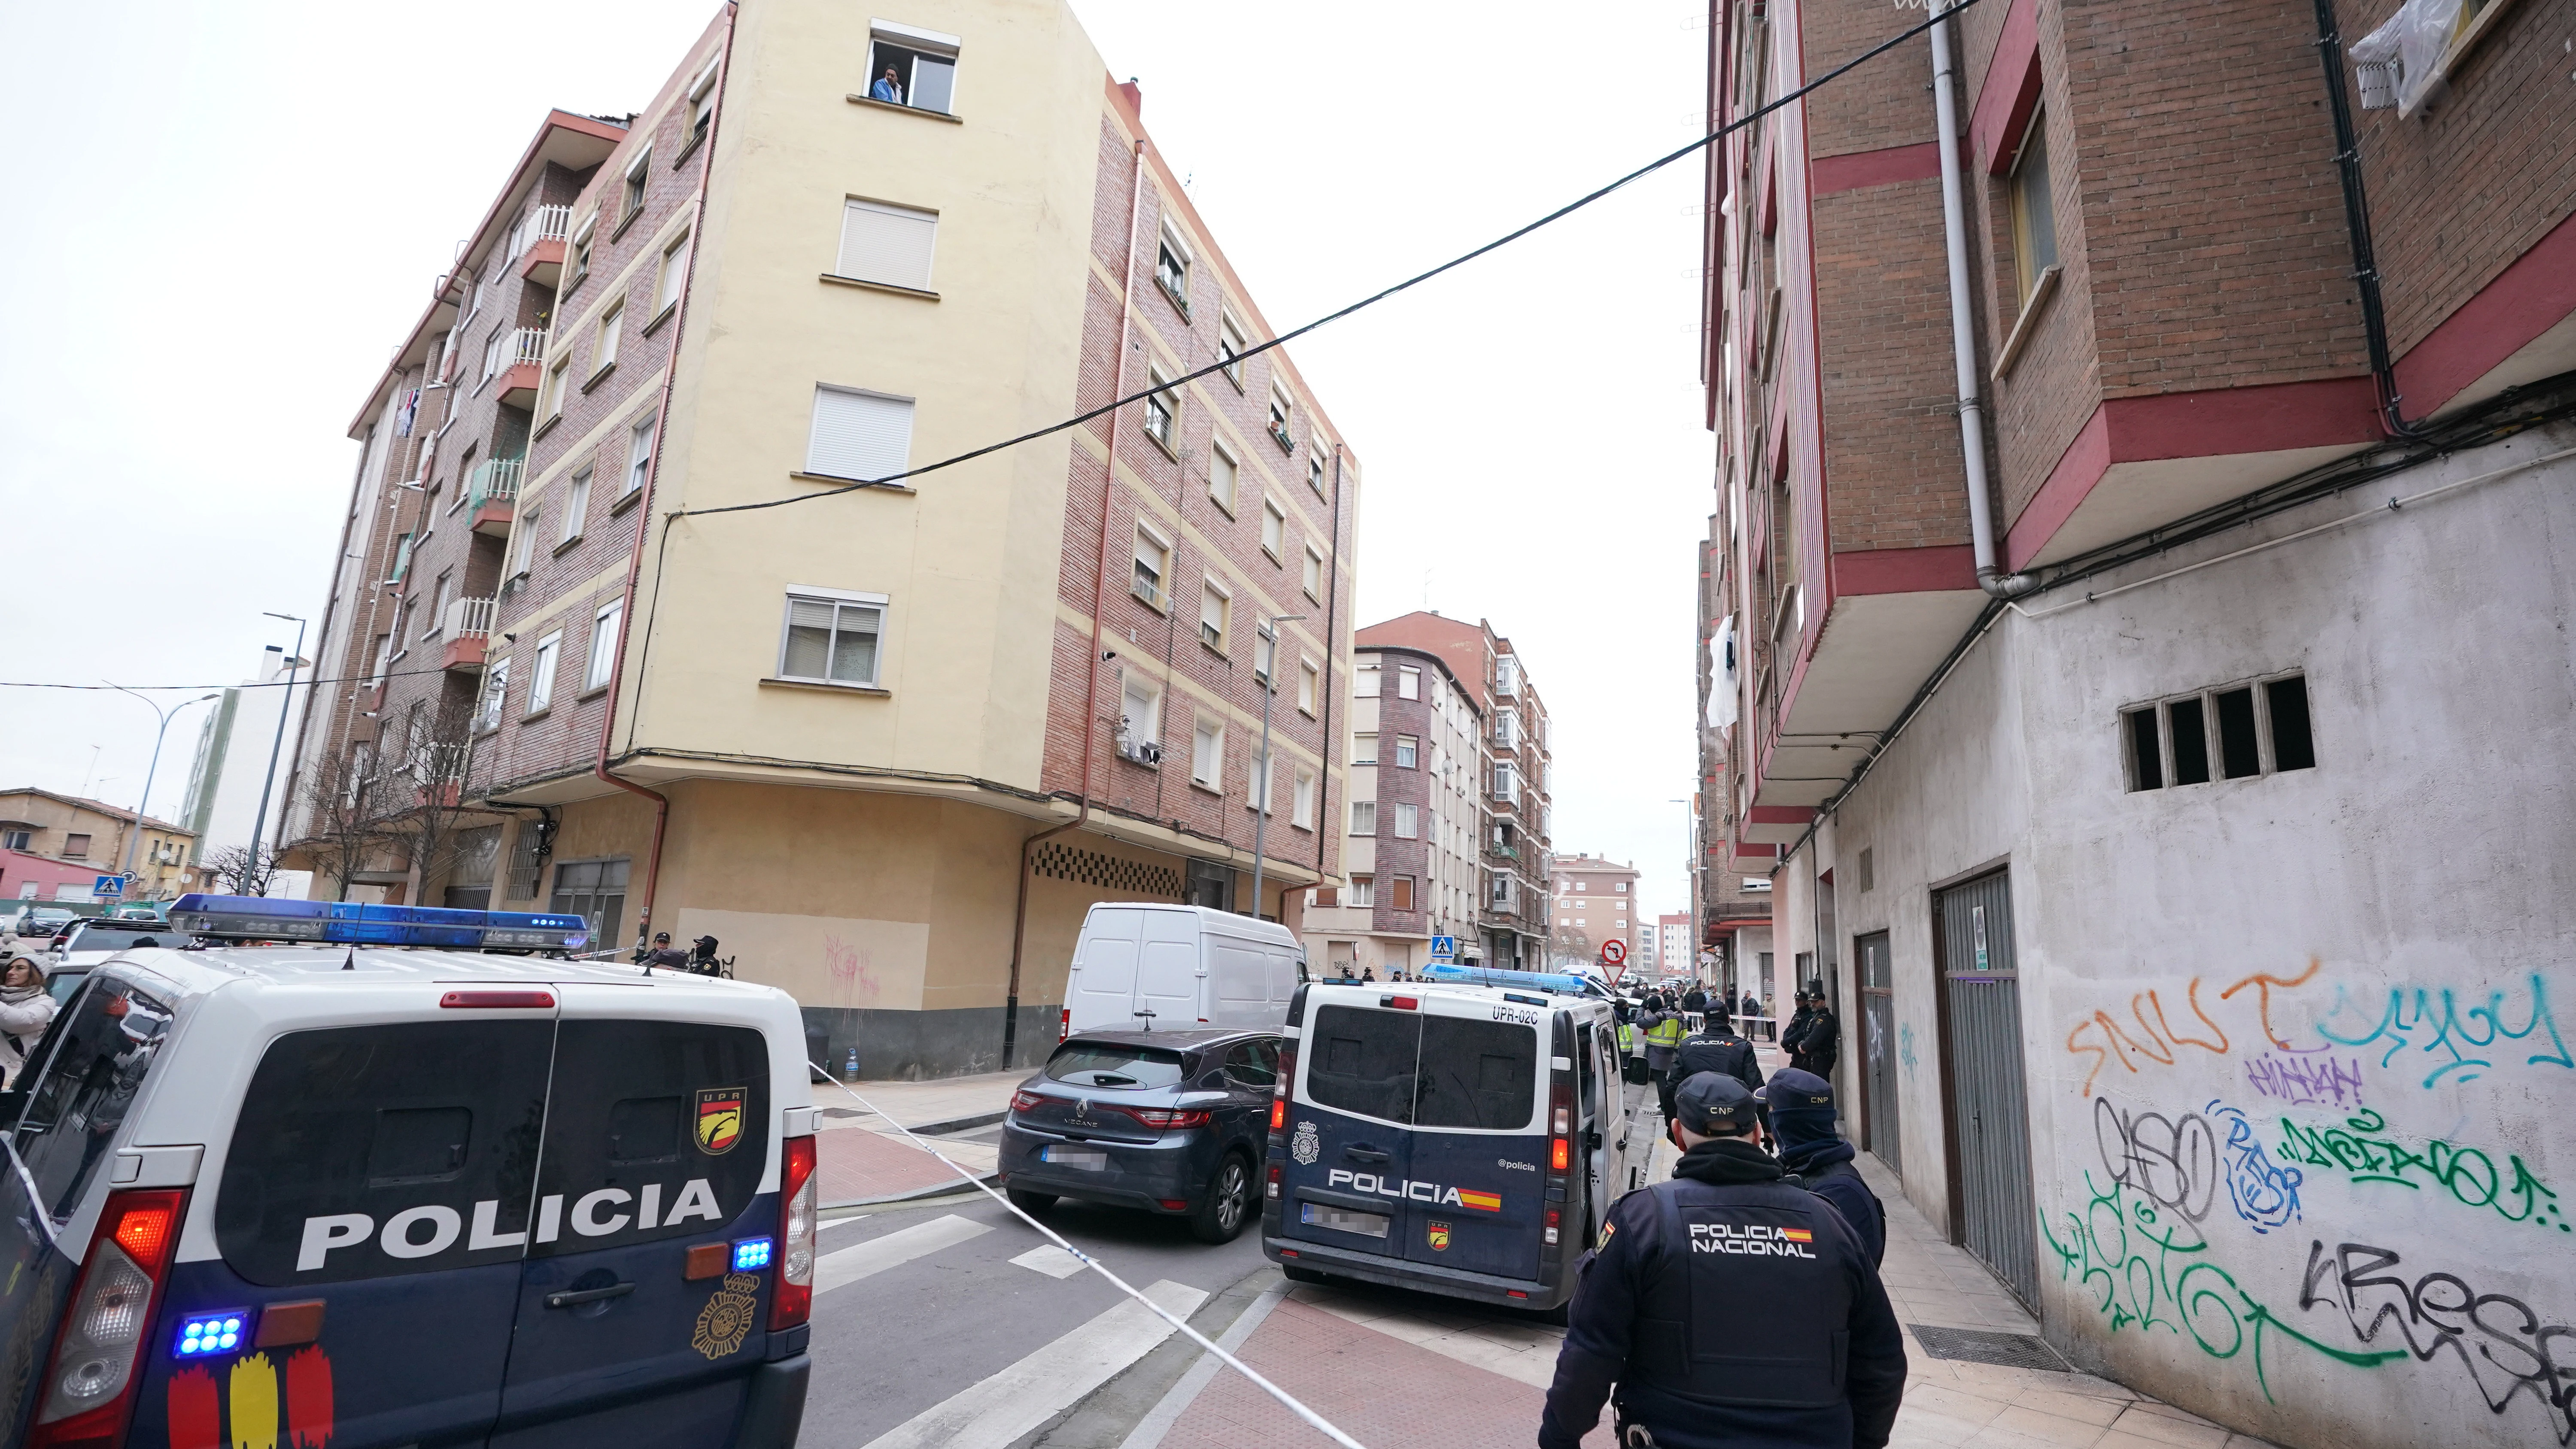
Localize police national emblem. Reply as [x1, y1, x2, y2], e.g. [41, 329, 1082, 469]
[693, 1272, 761, 1358]
[1426, 1220, 1451, 1252]
[1290, 1120, 1320, 1166]
[696, 1087, 747, 1155]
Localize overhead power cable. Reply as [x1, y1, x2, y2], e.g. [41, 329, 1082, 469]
[673, 0, 1992, 521]
[0, 665, 452, 693]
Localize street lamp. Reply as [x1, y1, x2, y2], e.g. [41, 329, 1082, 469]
[248, 611, 311, 889]
[106, 687, 222, 895]
[1246, 612, 1308, 925]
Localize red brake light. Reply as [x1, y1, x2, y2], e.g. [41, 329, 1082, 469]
[111, 1204, 176, 1264]
[1382, 995, 1419, 1010]
[1266, 1164, 1282, 1199]
[1269, 1097, 1286, 1131]
[1544, 1206, 1562, 1246]
[1058, 1008, 1071, 1043]
[771, 1135, 817, 1331]
[1551, 1136, 1571, 1172]
[28, 1188, 187, 1448]
[1126, 1107, 1212, 1130]
[1011, 1089, 1043, 1113]
[440, 989, 556, 1009]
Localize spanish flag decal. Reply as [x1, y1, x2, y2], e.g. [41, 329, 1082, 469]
[1456, 1189, 1503, 1212]
[1781, 1227, 1814, 1243]
[697, 1087, 747, 1155]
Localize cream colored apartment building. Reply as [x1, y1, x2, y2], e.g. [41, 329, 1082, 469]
[1550, 853, 1639, 974]
[286, 0, 1359, 1076]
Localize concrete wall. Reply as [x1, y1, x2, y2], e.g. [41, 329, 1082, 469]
[1814, 425, 2576, 1449]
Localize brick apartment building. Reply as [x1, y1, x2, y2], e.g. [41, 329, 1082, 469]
[1546, 854, 1637, 974]
[1696, 0, 2574, 1439]
[284, 0, 1359, 1076]
[1297, 643, 1481, 977]
[0, 789, 197, 902]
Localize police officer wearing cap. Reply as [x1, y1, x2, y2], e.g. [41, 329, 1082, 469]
[1538, 1073, 1906, 1449]
[1671, 1002, 1764, 1097]
[1760, 1068, 1886, 1265]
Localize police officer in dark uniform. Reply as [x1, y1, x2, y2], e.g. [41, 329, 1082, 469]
[1760, 1068, 1886, 1265]
[1539, 1074, 1906, 1449]
[1671, 1004, 1764, 1097]
[1789, 986, 1841, 1079]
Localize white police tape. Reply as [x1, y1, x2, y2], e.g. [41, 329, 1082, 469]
[811, 1065, 1371, 1449]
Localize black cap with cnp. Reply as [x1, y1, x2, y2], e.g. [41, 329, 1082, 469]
[1673, 1072, 1762, 1136]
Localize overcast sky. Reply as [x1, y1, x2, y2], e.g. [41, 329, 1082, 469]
[0, 0, 1716, 923]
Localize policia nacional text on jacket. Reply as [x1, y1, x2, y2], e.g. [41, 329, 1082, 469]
[1537, 1073, 1907, 1449]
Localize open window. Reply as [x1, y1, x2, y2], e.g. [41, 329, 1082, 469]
[1155, 225, 1193, 318]
[2008, 108, 2058, 313]
[869, 21, 960, 115]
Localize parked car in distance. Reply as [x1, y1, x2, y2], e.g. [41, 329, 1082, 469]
[999, 1028, 1282, 1244]
[1058, 904, 1303, 1041]
[49, 917, 182, 966]
[6, 906, 78, 943]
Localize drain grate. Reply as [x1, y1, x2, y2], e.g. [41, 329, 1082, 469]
[1906, 1325, 2070, 1372]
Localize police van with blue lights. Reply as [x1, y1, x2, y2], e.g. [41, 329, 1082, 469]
[0, 896, 817, 1449]
[1260, 975, 1637, 1315]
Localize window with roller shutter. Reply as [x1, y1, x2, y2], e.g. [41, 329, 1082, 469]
[806, 385, 915, 483]
[835, 199, 938, 292]
[778, 591, 884, 687]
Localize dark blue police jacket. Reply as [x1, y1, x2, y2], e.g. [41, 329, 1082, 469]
[1779, 1137, 1886, 1267]
[1537, 1139, 1906, 1449]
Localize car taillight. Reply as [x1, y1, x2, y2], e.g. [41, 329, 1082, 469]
[1126, 1108, 1212, 1130]
[1011, 1089, 1043, 1113]
[1058, 1008, 1071, 1044]
[1548, 1075, 1574, 1175]
[440, 989, 556, 1009]
[1266, 1163, 1281, 1200]
[1269, 1096, 1286, 1132]
[770, 1135, 817, 1332]
[1544, 1206, 1562, 1246]
[1271, 1037, 1299, 1131]
[29, 1189, 186, 1449]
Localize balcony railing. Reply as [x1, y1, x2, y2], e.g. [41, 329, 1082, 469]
[523, 205, 571, 256]
[509, 328, 548, 368]
[444, 596, 497, 640]
[467, 457, 524, 513]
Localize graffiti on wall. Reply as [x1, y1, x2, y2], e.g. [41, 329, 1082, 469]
[2312, 974, 2573, 1090]
[2091, 1097, 2304, 1235]
[823, 934, 881, 1008]
[2064, 959, 2325, 1098]
[2275, 1109, 2565, 1232]
[2298, 1240, 2576, 1443]
[1899, 1021, 1919, 1081]
[2245, 1053, 2367, 1109]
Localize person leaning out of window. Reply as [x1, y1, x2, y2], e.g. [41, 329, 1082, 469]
[0, 956, 58, 1089]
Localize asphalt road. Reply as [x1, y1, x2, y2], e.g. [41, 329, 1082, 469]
[802, 1178, 1272, 1449]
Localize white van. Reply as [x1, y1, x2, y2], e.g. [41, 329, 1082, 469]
[1060, 904, 1303, 1039]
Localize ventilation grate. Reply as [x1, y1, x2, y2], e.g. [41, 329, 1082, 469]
[1906, 1325, 2070, 1373]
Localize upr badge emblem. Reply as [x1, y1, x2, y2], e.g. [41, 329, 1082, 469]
[1427, 1220, 1451, 1252]
[1290, 1120, 1320, 1166]
[696, 1087, 747, 1155]
[693, 1272, 759, 1359]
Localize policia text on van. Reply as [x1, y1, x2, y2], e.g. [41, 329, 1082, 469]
[0, 896, 817, 1449]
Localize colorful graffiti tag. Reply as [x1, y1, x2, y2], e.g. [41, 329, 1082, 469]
[2275, 1109, 2566, 1232]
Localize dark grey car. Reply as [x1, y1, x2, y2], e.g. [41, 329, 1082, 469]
[999, 1028, 1282, 1244]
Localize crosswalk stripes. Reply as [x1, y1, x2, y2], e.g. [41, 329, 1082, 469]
[813, 1213, 993, 1296]
[857, 1280, 1211, 1449]
[1009, 1243, 1088, 1279]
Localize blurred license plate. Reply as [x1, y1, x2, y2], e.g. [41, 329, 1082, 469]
[1043, 1146, 1108, 1170]
[1300, 1203, 1390, 1238]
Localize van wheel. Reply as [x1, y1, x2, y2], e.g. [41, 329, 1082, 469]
[1191, 1153, 1253, 1244]
[1008, 1187, 1058, 1214]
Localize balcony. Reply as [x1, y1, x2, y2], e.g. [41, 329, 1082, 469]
[496, 328, 548, 410]
[439, 596, 496, 673]
[468, 457, 523, 537]
[516, 205, 573, 288]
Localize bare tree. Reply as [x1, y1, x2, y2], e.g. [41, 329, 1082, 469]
[294, 745, 398, 902]
[200, 843, 281, 898]
[380, 694, 484, 905]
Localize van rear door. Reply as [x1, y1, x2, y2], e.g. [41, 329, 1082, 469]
[1279, 998, 1419, 1254]
[490, 987, 776, 1447]
[1134, 911, 1200, 1028]
[1064, 908, 1142, 1033]
[1396, 996, 1548, 1279]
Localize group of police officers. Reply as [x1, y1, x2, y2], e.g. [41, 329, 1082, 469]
[1539, 992, 1905, 1449]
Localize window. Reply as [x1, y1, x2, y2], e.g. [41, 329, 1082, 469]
[1267, 384, 1294, 449]
[2124, 672, 2316, 792]
[1261, 498, 1286, 560]
[1254, 624, 1276, 683]
[562, 468, 592, 546]
[15, 977, 175, 1224]
[869, 26, 959, 115]
[1347, 876, 1375, 908]
[625, 415, 655, 495]
[523, 630, 562, 714]
[1493, 762, 1517, 800]
[1397, 666, 1421, 700]
[479, 327, 506, 385]
[1394, 735, 1417, 769]
[836, 198, 938, 291]
[586, 600, 622, 691]
[1415, 1016, 1537, 1130]
[1120, 677, 1161, 748]
[779, 591, 884, 686]
[1154, 228, 1192, 316]
[1305, 1004, 1415, 1123]
[1298, 660, 1318, 716]
[61, 833, 90, 859]
[594, 304, 623, 377]
[2267, 676, 2316, 772]
[1218, 313, 1248, 389]
[538, 354, 569, 421]
[1143, 366, 1176, 450]
[1249, 747, 1274, 811]
[1575, 881, 1587, 892]
[1494, 712, 1517, 748]
[475, 657, 511, 732]
[1192, 720, 1224, 788]
[1293, 769, 1316, 829]
[1200, 581, 1229, 652]
[1615, 882, 1628, 894]
[1, 829, 24, 851]
[1132, 526, 1171, 609]
[1496, 655, 1520, 696]
[686, 60, 720, 150]
[424, 572, 452, 638]
[550, 858, 631, 954]
[1392, 804, 1419, 840]
[1355, 663, 1379, 697]
[569, 216, 595, 289]
[2010, 108, 2059, 306]
[1352, 733, 1377, 765]
[1307, 450, 1326, 496]
[369, 632, 393, 683]
[1209, 443, 1238, 513]
[623, 149, 650, 220]
[806, 386, 913, 483]
[655, 229, 691, 316]
[1350, 800, 1376, 835]
[513, 506, 541, 577]
[1391, 875, 1416, 912]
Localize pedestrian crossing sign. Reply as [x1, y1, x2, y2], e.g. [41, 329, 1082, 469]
[94, 875, 125, 897]
[1430, 936, 1457, 961]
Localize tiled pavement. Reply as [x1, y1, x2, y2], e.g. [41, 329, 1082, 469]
[813, 1069, 1022, 1206]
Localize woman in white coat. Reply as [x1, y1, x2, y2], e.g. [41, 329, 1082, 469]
[0, 955, 57, 1088]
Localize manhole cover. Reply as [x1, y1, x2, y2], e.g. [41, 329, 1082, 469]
[1907, 1324, 2070, 1372]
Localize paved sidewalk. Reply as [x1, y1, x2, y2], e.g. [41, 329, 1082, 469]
[812, 1069, 1025, 1206]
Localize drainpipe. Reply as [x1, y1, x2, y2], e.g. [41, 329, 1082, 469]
[1929, 0, 2038, 601]
[2309, 0, 2428, 440]
[592, 4, 738, 956]
[1001, 134, 1147, 1068]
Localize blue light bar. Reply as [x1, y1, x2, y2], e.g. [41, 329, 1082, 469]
[169, 895, 591, 953]
[175, 1309, 249, 1359]
[732, 1237, 774, 1272]
[1417, 962, 1606, 997]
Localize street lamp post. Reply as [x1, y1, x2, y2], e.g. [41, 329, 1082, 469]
[1245, 612, 1307, 923]
[107, 688, 222, 896]
[248, 612, 311, 890]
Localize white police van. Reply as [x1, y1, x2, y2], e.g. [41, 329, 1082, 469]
[1259, 978, 1636, 1314]
[0, 895, 816, 1449]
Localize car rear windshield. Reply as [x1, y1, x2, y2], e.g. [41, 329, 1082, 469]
[1304, 1005, 1421, 1124]
[1045, 1043, 1187, 1090]
[66, 925, 174, 952]
[1413, 1016, 1539, 1130]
